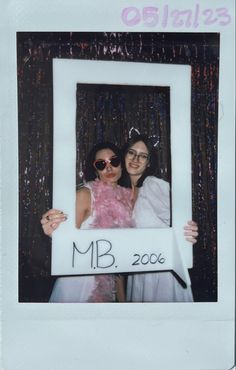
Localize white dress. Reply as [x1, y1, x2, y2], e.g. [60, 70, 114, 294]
[49, 180, 133, 303]
[126, 176, 193, 302]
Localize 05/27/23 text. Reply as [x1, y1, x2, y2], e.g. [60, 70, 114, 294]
[121, 4, 231, 28]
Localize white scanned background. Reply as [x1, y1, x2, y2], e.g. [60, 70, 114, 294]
[0, 1, 235, 370]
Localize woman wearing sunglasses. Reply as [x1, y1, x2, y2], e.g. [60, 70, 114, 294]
[120, 134, 198, 302]
[41, 142, 133, 302]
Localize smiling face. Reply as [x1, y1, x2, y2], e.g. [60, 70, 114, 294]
[125, 141, 150, 185]
[94, 148, 122, 185]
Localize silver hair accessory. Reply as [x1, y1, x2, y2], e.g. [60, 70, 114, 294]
[128, 127, 140, 138]
[149, 135, 160, 148]
[129, 127, 160, 148]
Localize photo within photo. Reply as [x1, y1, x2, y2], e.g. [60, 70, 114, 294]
[18, 32, 219, 303]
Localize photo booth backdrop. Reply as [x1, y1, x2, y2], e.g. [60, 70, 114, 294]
[76, 83, 171, 186]
[17, 32, 219, 302]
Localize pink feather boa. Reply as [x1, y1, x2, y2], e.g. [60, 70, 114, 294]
[86, 180, 133, 302]
[90, 179, 134, 228]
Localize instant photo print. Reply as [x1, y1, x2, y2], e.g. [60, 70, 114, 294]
[0, 0, 235, 370]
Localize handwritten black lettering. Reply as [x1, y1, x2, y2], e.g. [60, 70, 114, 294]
[96, 239, 115, 269]
[132, 254, 140, 266]
[132, 252, 166, 266]
[72, 241, 94, 268]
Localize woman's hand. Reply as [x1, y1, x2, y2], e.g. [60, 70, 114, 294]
[40, 209, 67, 237]
[184, 220, 198, 244]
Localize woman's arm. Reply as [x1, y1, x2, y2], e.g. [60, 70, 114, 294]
[116, 275, 126, 302]
[75, 187, 91, 228]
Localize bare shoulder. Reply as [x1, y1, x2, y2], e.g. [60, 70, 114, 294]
[76, 186, 91, 197]
[76, 186, 91, 205]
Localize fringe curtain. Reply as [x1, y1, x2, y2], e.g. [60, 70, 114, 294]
[76, 84, 171, 185]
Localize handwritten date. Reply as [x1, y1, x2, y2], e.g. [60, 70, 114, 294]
[121, 5, 231, 28]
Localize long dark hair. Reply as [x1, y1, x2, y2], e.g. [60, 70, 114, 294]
[120, 134, 159, 188]
[83, 142, 122, 182]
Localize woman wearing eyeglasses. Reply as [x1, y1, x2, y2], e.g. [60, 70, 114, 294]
[41, 142, 133, 302]
[120, 134, 198, 302]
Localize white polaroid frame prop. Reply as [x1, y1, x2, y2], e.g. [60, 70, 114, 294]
[52, 59, 192, 285]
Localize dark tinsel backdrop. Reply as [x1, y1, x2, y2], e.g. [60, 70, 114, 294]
[17, 32, 219, 302]
[76, 83, 171, 186]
